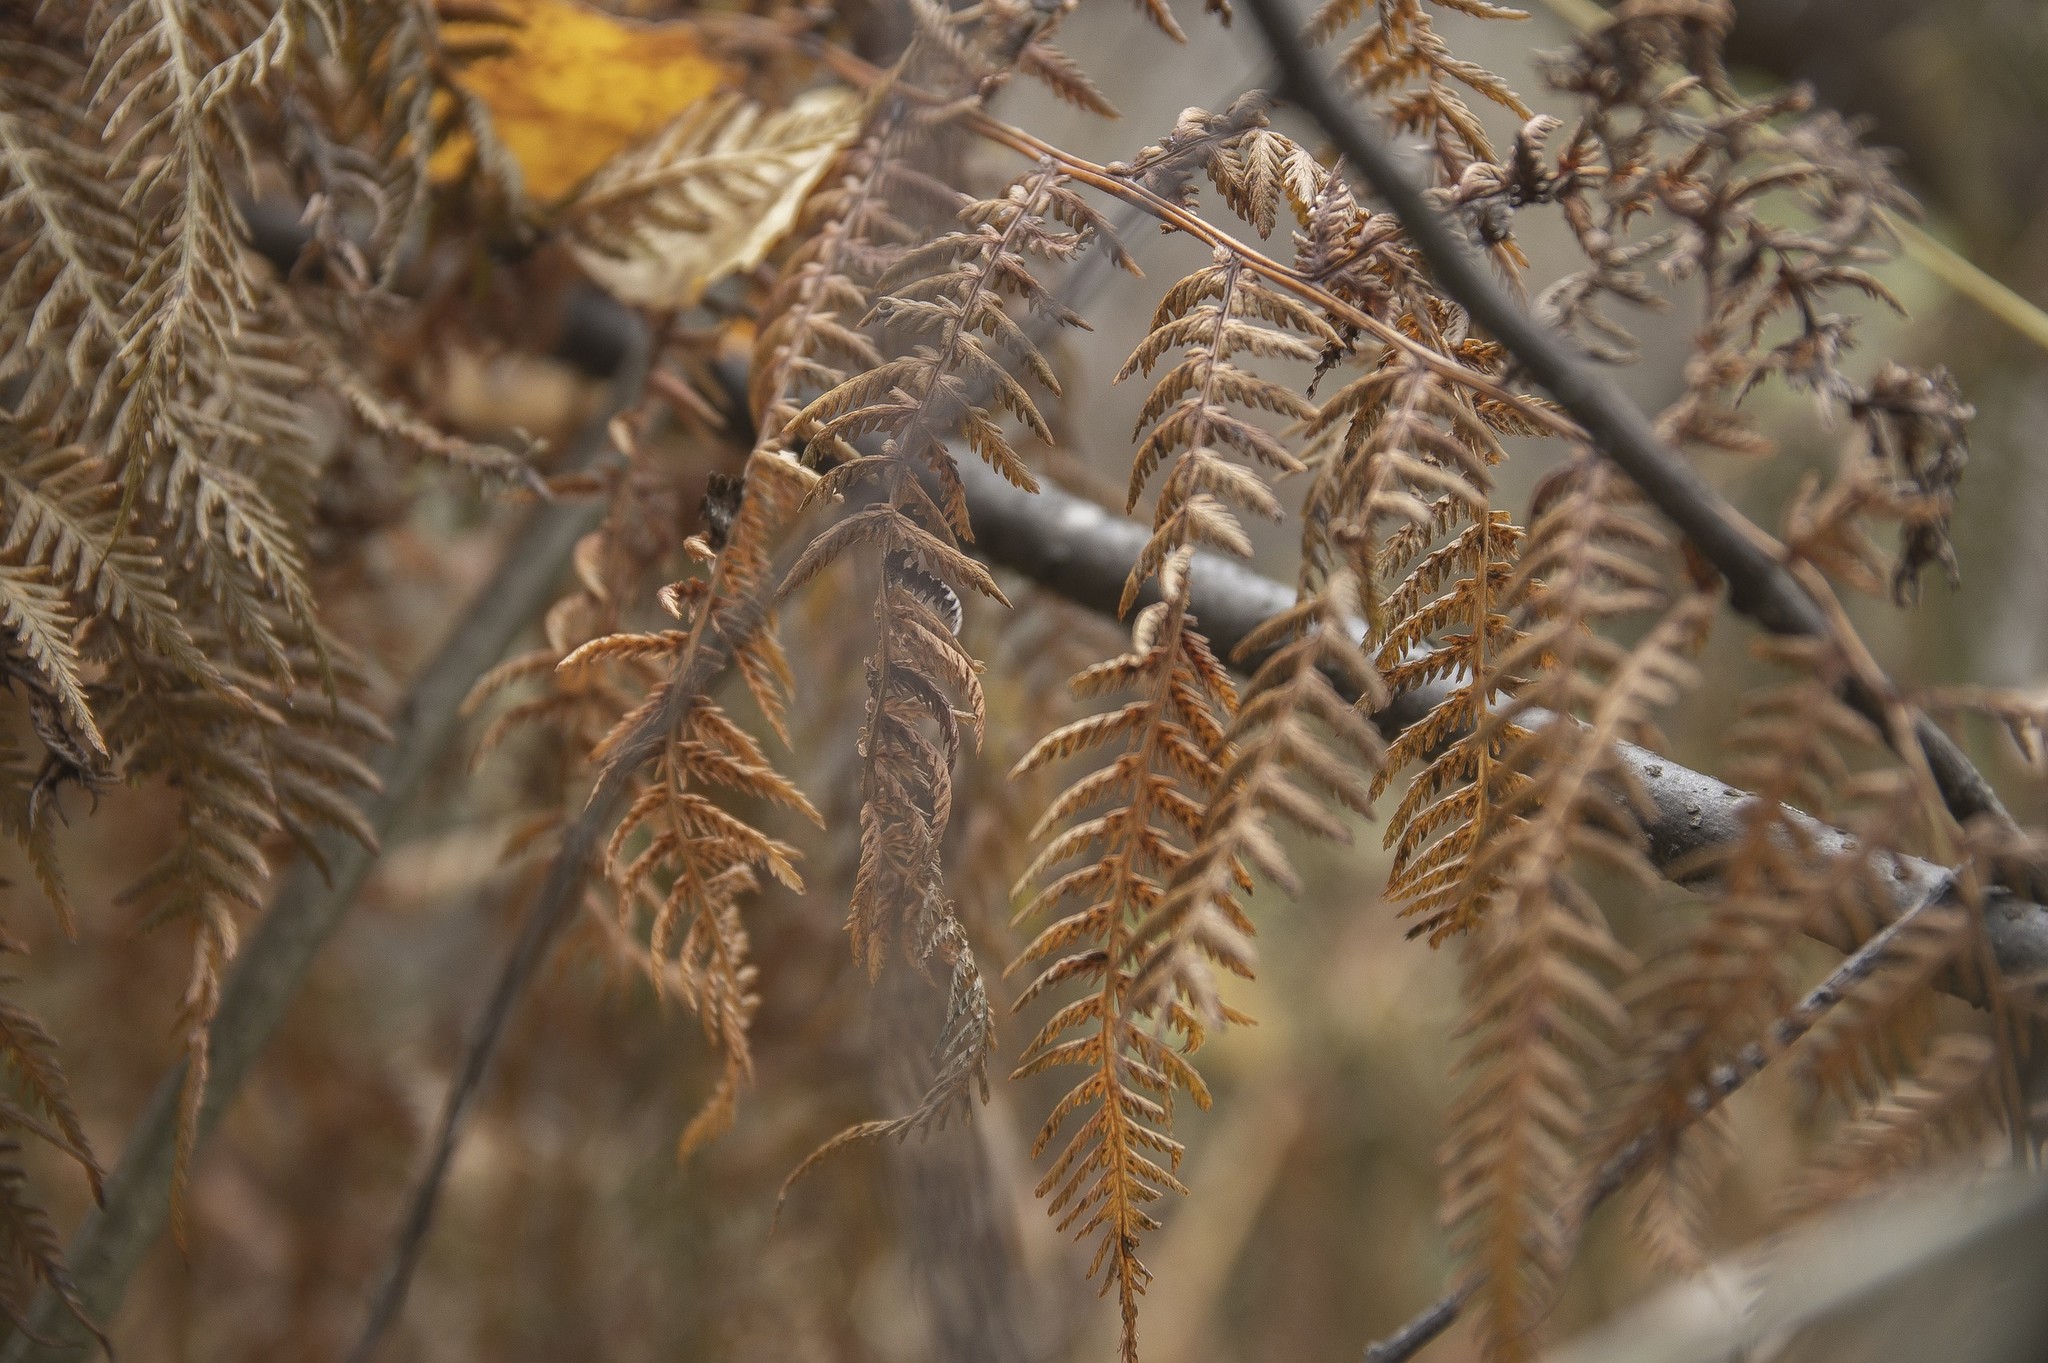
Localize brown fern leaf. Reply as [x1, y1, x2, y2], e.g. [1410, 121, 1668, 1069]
[1790, 1034, 2002, 1219]
[842, 549, 986, 975]
[1442, 861, 1631, 1362]
[0, 1120, 103, 1350]
[780, 162, 1130, 1134]
[544, 454, 824, 1154]
[1010, 554, 1239, 1363]
[1118, 253, 1335, 610]
[1017, 36, 1121, 120]
[750, 134, 928, 455]
[107, 648, 386, 1229]
[0, 740, 70, 927]
[781, 547, 1002, 1185]
[795, 159, 1131, 538]
[1621, 1115, 1731, 1275]
[1294, 168, 1431, 342]
[1129, 577, 1388, 1024]
[1541, 17, 1920, 468]
[1114, 95, 1327, 239]
[1307, 0, 1533, 182]
[0, 912, 103, 1320]
[0, 44, 130, 437]
[1371, 504, 1528, 943]
[1599, 636, 1904, 1198]
[1303, 350, 1508, 626]
[1441, 461, 1711, 1316]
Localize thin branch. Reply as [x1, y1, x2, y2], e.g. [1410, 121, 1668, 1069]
[0, 352, 651, 1363]
[1235, 0, 2016, 841]
[1360, 883, 1963, 1363]
[346, 582, 774, 1363]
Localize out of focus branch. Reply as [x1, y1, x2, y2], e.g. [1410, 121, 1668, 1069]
[347, 580, 775, 1363]
[0, 346, 651, 1363]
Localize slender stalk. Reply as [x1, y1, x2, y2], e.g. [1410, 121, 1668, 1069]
[1358, 884, 1959, 1363]
[346, 585, 773, 1363]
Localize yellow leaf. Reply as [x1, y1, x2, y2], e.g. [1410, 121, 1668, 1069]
[559, 86, 864, 308]
[434, 0, 737, 203]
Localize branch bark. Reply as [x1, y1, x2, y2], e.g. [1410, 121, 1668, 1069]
[955, 453, 2048, 983]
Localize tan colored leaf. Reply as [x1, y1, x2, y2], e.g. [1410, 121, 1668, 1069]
[559, 87, 864, 308]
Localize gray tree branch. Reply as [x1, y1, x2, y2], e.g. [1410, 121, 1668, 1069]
[955, 453, 2048, 983]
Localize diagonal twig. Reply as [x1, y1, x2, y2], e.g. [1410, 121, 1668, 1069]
[0, 355, 651, 1363]
[345, 581, 777, 1363]
[1356, 878, 1964, 1363]
[1235, 0, 2015, 843]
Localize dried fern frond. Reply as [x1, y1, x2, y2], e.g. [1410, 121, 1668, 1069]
[1114, 95, 1327, 239]
[1128, 578, 1388, 1024]
[1009, 552, 1239, 1363]
[781, 163, 1130, 1130]
[558, 86, 864, 309]
[1597, 636, 1901, 1212]
[1117, 251, 1335, 609]
[1789, 1034, 2002, 1219]
[484, 450, 821, 1157]
[1441, 861, 1631, 1362]
[1437, 460, 1710, 1347]
[1538, 12, 1923, 470]
[107, 649, 387, 1227]
[1371, 502, 1528, 943]
[794, 159, 1131, 537]
[750, 133, 921, 455]
[0, 960, 103, 1347]
[1306, 0, 1533, 183]
[1302, 348, 1509, 625]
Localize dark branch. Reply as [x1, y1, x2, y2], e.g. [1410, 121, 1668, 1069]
[346, 584, 775, 1363]
[1234, 0, 2015, 841]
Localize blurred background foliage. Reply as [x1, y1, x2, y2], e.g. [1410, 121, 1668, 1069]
[5, 1, 2047, 1360]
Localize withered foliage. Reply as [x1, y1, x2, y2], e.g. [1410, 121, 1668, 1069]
[2, 0, 2041, 1359]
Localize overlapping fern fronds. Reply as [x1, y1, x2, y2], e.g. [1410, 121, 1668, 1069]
[572, 454, 823, 1154]
[1305, 0, 1533, 182]
[1439, 458, 1711, 1352]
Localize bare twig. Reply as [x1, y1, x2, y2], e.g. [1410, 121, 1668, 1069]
[345, 582, 774, 1362]
[1235, 0, 2015, 842]
[1358, 883, 1965, 1363]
